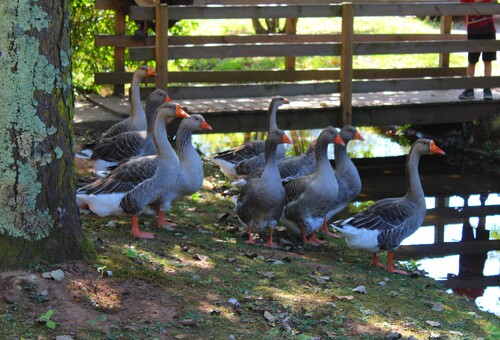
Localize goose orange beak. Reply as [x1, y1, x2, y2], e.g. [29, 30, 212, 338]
[201, 120, 212, 131]
[334, 134, 345, 146]
[354, 131, 365, 141]
[147, 67, 157, 77]
[282, 134, 292, 144]
[175, 105, 190, 119]
[430, 140, 445, 155]
[283, 98, 290, 104]
[164, 95, 172, 103]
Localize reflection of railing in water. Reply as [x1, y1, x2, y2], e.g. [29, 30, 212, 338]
[346, 155, 499, 293]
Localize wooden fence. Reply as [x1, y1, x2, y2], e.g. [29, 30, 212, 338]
[94, 0, 500, 125]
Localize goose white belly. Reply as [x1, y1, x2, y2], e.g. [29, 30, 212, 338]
[207, 158, 237, 179]
[331, 223, 381, 253]
[76, 193, 126, 217]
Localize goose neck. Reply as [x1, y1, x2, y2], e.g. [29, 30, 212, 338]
[152, 116, 175, 160]
[405, 148, 424, 201]
[130, 73, 144, 119]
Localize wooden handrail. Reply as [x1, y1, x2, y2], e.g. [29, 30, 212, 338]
[94, 0, 500, 125]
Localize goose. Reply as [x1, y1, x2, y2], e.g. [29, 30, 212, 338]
[76, 102, 190, 239]
[320, 125, 364, 237]
[233, 139, 317, 187]
[235, 129, 292, 248]
[154, 113, 212, 229]
[102, 65, 159, 138]
[77, 65, 162, 160]
[207, 97, 289, 179]
[281, 127, 345, 245]
[330, 139, 445, 274]
[78, 89, 170, 173]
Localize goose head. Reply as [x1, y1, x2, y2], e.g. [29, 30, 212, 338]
[318, 126, 345, 147]
[154, 102, 190, 123]
[135, 65, 157, 82]
[412, 139, 445, 156]
[267, 128, 292, 146]
[340, 125, 364, 143]
[269, 96, 290, 111]
[179, 113, 213, 132]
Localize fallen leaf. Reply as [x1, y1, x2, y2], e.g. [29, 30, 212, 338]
[332, 295, 354, 301]
[258, 271, 276, 279]
[263, 311, 276, 322]
[194, 254, 209, 262]
[425, 320, 441, 327]
[431, 302, 443, 312]
[179, 319, 197, 326]
[352, 285, 367, 294]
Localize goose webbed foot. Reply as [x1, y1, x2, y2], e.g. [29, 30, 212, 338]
[386, 252, 410, 275]
[264, 229, 278, 248]
[157, 210, 178, 230]
[371, 253, 386, 269]
[131, 216, 156, 239]
[308, 233, 327, 245]
[246, 225, 255, 244]
[320, 222, 342, 238]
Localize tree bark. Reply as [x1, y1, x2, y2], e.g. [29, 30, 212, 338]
[0, 0, 84, 269]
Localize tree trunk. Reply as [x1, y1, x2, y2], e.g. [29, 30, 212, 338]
[0, 0, 85, 269]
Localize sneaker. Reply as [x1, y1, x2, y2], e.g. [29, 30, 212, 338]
[459, 89, 474, 100]
[484, 88, 493, 100]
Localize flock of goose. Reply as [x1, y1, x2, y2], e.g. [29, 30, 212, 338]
[76, 66, 445, 274]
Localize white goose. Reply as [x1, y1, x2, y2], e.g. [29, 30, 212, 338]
[331, 139, 445, 274]
[207, 97, 289, 179]
[76, 102, 190, 239]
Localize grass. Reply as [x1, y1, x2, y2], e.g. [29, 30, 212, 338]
[2, 161, 498, 339]
[169, 16, 474, 74]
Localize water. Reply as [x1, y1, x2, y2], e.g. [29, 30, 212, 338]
[194, 127, 500, 316]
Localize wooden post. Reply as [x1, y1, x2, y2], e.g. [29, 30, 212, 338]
[434, 196, 446, 244]
[340, 2, 354, 127]
[439, 15, 452, 68]
[156, 3, 169, 92]
[114, 8, 126, 96]
[285, 18, 298, 70]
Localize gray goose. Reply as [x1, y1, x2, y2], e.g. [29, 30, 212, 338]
[102, 65, 158, 138]
[234, 139, 317, 187]
[330, 139, 445, 274]
[236, 129, 292, 247]
[320, 125, 364, 237]
[76, 102, 190, 239]
[281, 127, 345, 245]
[154, 113, 212, 228]
[78, 89, 170, 173]
[207, 97, 289, 179]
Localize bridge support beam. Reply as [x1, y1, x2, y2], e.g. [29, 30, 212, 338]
[340, 2, 354, 127]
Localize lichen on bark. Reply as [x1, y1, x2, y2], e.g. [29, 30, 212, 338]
[0, 1, 73, 241]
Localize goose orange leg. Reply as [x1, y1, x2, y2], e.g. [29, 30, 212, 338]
[371, 253, 386, 269]
[157, 209, 178, 230]
[131, 216, 155, 239]
[320, 217, 342, 238]
[386, 252, 410, 275]
[300, 227, 320, 246]
[264, 228, 278, 248]
[246, 224, 255, 244]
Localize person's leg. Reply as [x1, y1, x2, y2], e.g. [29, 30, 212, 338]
[459, 61, 477, 99]
[483, 61, 493, 100]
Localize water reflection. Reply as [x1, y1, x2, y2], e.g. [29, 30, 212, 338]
[195, 127, 500, 315]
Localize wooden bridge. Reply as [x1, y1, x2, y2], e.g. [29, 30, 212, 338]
[93, 0, 500, 129]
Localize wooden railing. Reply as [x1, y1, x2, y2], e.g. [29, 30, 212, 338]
[94, 0, 500, 125]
